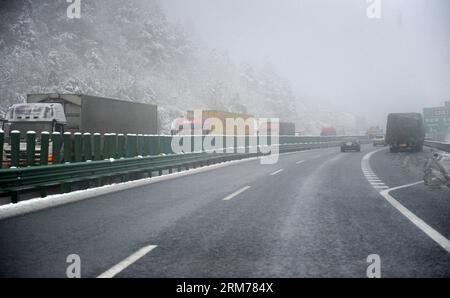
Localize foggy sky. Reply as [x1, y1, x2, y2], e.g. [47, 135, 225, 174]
[158, 0, 450, 127]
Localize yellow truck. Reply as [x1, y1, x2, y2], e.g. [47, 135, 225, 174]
[186, 110, 255, 136]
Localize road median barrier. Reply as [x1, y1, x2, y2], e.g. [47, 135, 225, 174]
[0, 131, 369, 203]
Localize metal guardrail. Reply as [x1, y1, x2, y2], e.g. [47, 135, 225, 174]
[0, 130, 369, 204]
[0, 130, 369, 169]
[0, 151, 256, 204]
[424, 140, 450, 153]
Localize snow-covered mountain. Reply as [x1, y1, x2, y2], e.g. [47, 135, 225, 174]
[0, 0, 357, 134]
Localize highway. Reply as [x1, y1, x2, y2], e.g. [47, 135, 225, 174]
[0, 145, 449, 278]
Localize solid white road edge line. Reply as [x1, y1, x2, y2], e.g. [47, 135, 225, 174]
[97, 245, 158, 278]
[296, 160, 305, 164]
[222, 186, 251, 201]
[380, 182, 450, 254]
[362, 148, 450, 254]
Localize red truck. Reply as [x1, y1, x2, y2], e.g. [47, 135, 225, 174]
[320, 127, 337, 137]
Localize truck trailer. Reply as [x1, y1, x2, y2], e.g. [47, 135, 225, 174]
[184, 110, 255, 136]
[1, 93, 158, 167]
[385, 113, 425, 153]
[26, 93, 158, 135]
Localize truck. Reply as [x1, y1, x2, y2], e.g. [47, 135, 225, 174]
[385, 113, 425, 153]
[1, 102, 67, 139]
[26, 93, 158, 135]
[179, 110, 255, 135]
[1, 93, 159, 166]
[258, 121, 296, 136]
[320, 127, 337, 137]
[280, 122, 296, 136]
[366, 126, 384, 140]
[1, 102, 67, 167]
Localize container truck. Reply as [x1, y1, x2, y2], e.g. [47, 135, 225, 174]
[184, 110, 255, 135]
[385, 113, 425, 153]
[27, 93, 158, 135]
[1, 93, 158, 166]
[321, 127, 337, 137]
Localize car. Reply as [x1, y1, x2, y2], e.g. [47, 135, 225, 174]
[373, 135, 386, 147]
[341, 138, 361, 152]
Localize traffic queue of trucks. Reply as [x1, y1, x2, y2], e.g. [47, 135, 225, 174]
[171, 110, 296, 136]
[2, 93, 299, 142]
[0, 92, 430, 167]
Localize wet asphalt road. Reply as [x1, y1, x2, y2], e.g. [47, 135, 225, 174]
[0, 145, 449, 277]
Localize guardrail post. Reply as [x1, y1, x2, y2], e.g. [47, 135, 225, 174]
[198, 135, 203, 153]
[93, 133, 101, 161]
[149, 135, 160, 155]
[110, 133, 118, 158]
[0, 130, 4, 169]
[74, 132, 83, 162]
[126, 134, 137, 157]
[245, 135, 250, 153]
[51, 132, 62, 164]
[142, 135, 149, 156]
[63, 132, 72, 163]
[137, 134, 144, 156]
[169, 135, 175, 155]
[117, 134, 125, 158]
[103, 133, 111, 159]
[224, 135, 233, 153]
[190, 135, 195, 153]
[10, 130, 20, 168]
[141, 135, 148, 156]
[40, 131, 50, 166]
[83, 133, 92, 161]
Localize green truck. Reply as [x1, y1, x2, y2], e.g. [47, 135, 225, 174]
[385, 113, 425, 153]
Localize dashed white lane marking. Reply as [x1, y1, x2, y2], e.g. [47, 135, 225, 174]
[380, 182, 450, 254]
[270, 169, 284, 176]
[97, 245, 158, 278]
[296, 160, 305, 164]
[222, 186, 251, 201]
[361, 149, 389, 189]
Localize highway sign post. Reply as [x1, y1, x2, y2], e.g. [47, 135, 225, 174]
[423, 103, 450, 141]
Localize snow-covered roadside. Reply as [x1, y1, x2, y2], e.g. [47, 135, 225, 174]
[0, 156, 260, 221]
